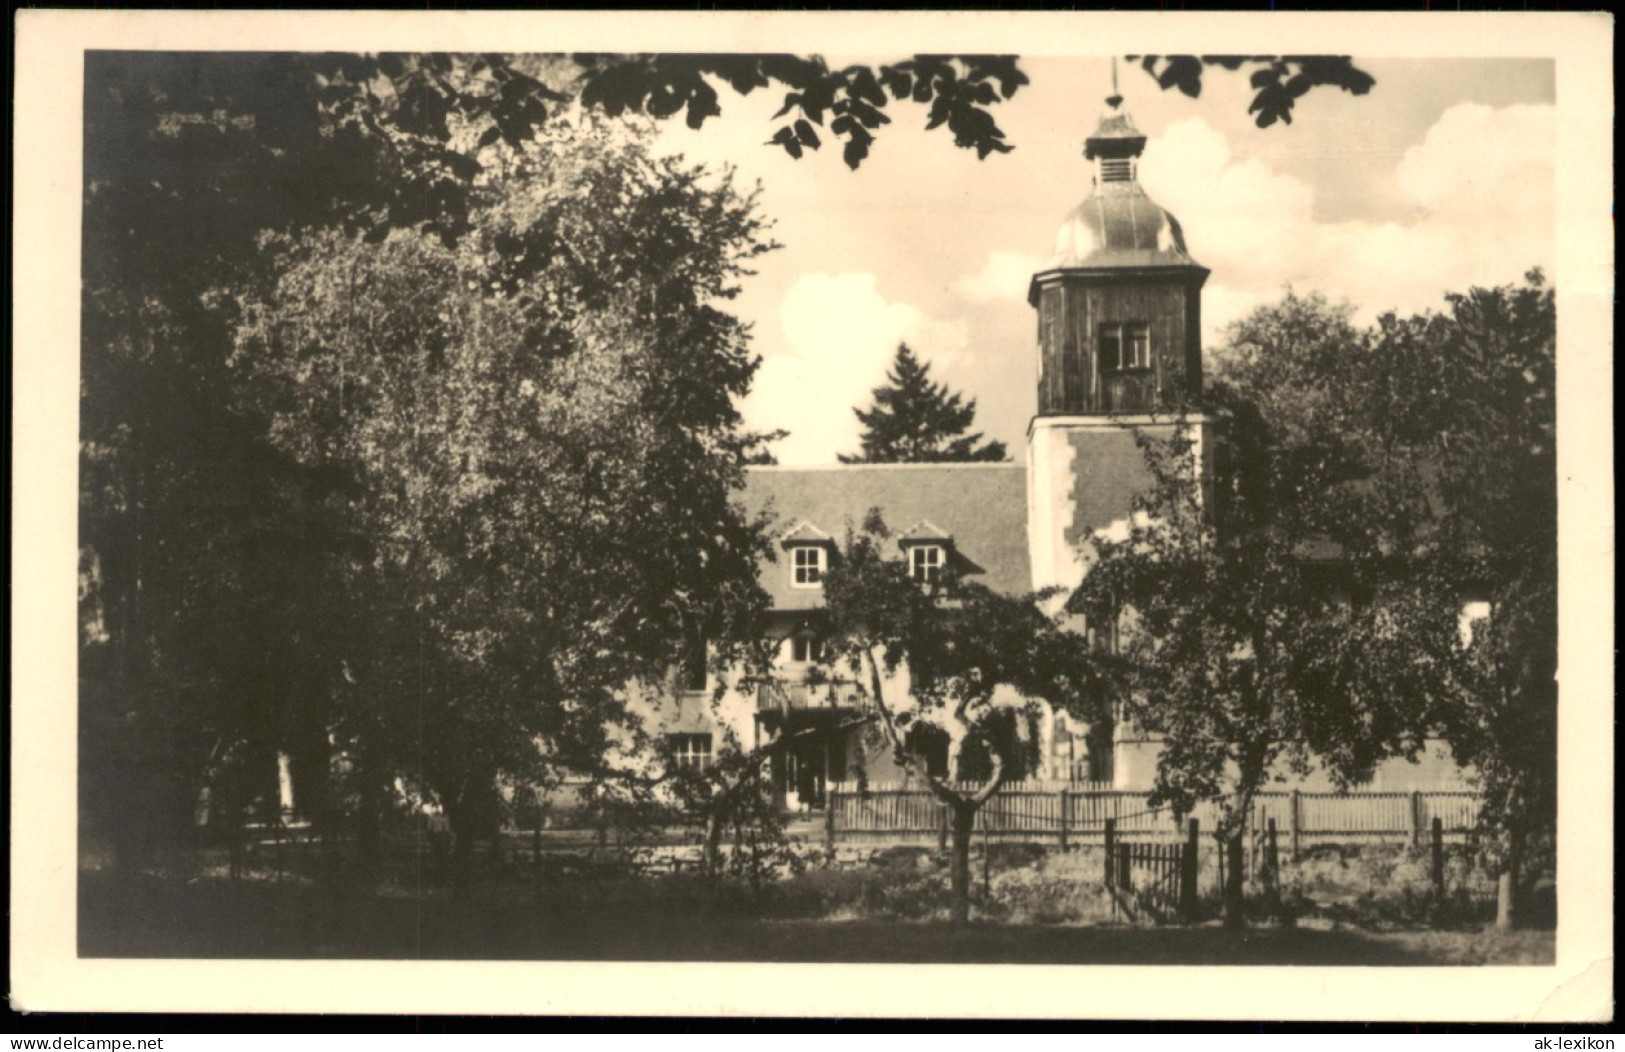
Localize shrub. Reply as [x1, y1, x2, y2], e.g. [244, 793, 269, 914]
[986, 842, 1048, 873]
[1277, 844, 1496, 931]
[986, 849, 1118, 925]
[774, 859, 952, 921]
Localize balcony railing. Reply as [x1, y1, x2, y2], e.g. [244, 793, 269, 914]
[751, 677, 871, 715]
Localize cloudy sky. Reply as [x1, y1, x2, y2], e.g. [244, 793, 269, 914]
[652, 57, 1556, 465]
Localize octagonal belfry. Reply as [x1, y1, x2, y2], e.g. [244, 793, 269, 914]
[1029, 103, 1210, 417]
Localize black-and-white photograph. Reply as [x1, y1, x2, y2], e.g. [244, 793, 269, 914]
[11, 11, 1613, 1021]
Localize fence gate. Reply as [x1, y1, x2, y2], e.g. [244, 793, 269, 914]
[1104, 817, 1201, 922]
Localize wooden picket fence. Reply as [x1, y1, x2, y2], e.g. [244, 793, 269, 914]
[826, 784, 1481, 853]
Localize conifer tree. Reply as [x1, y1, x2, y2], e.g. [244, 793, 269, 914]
[839, 344, 1008, 463]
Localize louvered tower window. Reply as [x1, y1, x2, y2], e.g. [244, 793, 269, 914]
[1100, 157, 1135, 183]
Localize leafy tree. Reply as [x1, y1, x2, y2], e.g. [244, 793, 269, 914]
[222, 116, 777, 888]
[839, 345, 1008, 464]
[1074, 275, 1555, 928]
[1218, 276, 1557, 922]
[1129, 56, 1375, 129]
[580, 53, 1374, 163]
[78, 52, 762, 869]
[576, 54, 1028, 169]
[1070, 393, 1470, 927]
[77, 51, 564, 866]
[822, 512, 1103, 924]
[743, 429, 790, 466]
[83, 51, 1373, 261]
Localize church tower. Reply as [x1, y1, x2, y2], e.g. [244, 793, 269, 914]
[1026, 88, 1212, 595]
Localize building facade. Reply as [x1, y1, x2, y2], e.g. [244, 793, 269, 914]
[644, 96, 1469, 807]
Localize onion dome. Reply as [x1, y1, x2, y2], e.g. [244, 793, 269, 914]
[1044, 105, 1202, 272]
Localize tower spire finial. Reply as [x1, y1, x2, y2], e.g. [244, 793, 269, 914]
[1106, 57, 1123, 110]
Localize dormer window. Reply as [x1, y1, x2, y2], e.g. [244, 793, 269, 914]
[897, 521, 954, 590]
[779, 521, 836, 590]
[909, 544, 946, 584]
[791, 545, 826, 588]
[1100, 322, 1151, 372]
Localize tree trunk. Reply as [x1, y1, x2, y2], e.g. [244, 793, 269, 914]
[703, 806, 727, 877]
[1222, 830, 1246, 930]
[108, 794, 140, 880]
[949, 803, 975, 925]
[227, 809, 245, 882]
[1223, 760, 1266, 931]
[355, 777, 385, 879]
[1496, 841, 1520, 930]
[444, 801, 478, 901]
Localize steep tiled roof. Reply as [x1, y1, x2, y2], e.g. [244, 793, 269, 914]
[777, 520, 836, 547]
[740, 464, 1031, 610]
[897, 519, 953, 545]
[1062, 426, 1161, 550]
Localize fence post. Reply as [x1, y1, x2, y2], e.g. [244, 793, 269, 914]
[824, 792, 837, 853]
[229, 819, 243, 882]
[1410, 791, 1423, 847]
[1430, 817, 1445, 897]
[1263, 818, 1282, 918]
[982, 822, 991, 900]
[937, 803, 950, 854]
[1059, 790, 1070, 852]
[1118, 843, 1132, 892]
[1496, 841, 1519, 930]
[532, 825, 543, 902]
[1265, 818, 1279, 890]
[1179, 818, 1199, 921]
[1104, 818, 1117, 889]
[1289, 790, 1302, 862]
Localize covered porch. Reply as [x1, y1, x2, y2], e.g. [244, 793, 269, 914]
[752, 678, 874, 812]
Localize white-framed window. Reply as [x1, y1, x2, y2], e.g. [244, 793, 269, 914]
[790, 545, 826, 588]
[668, 733, 713, 771]
[1100, 322, 1151, 372]
[1084, 612, 1120, 655]
[791, 633, 822, 663]
[680, 630, 707, 692]
[909, 544, 945, 584]
[1127, 323, 1151, 368]
[1458, 600, 1493, 649]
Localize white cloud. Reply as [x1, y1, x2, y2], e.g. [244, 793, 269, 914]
[742, 272, 968, 465]
[1137, 105, 1554, 338]
[1141, 118, 1319, 290]
[1397, 103, 1553, 212]
[1199, 282, 1269, 350]
[1391, 103, 1555, 296]
[952, 250, 1047, 303]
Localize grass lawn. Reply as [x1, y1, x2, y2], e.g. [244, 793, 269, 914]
[77, 870, 1553, 966]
